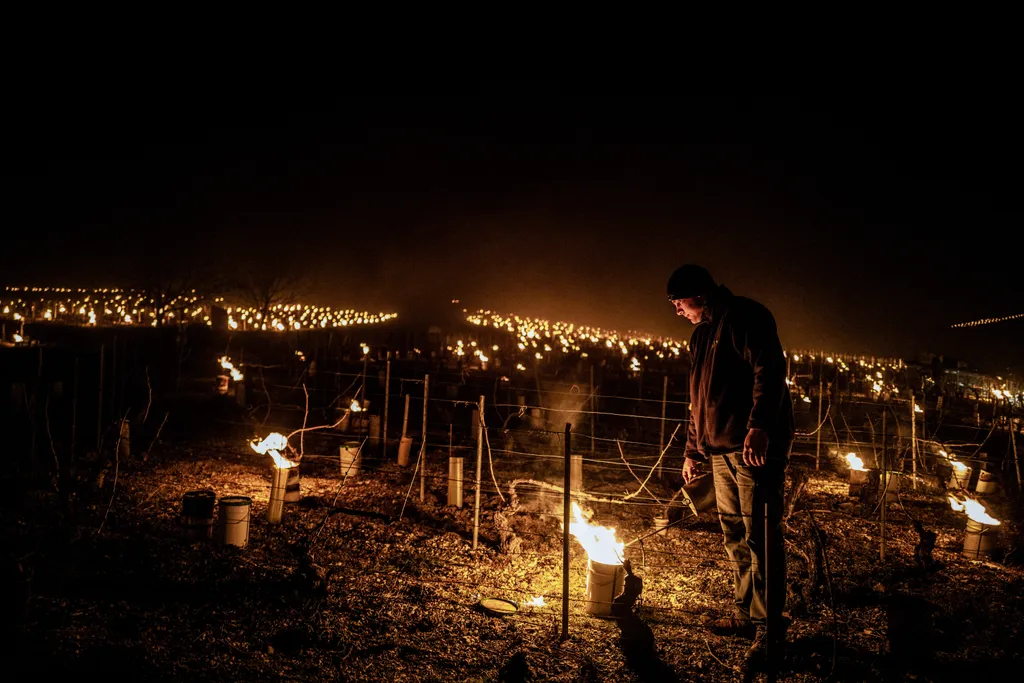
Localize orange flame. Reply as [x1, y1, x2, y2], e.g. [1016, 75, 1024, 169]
[250, 432, 297, 469]
[218, 356, 244, 382]
[845, 453, 867, 471]
[565, 502, 625, 565]
[948, 494, 1000, 526]
[526, 595, 546, 608]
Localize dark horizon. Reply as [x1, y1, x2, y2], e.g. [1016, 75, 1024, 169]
[4, 88, 1022, 373]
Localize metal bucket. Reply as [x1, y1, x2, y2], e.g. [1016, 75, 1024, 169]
[181, 490, 216, 541]
[881, 472, 901, 503]
[367, 415, 381, 448]
[340, 443, 362, 477]
[963, 519, 998, 560]
[947, 465, 972, 491]
[216, 375, 230, 395]
[652, 515, 670, 536]
[975, 469, 998, 495]
[585, 559, 625, 617]
[448, 456, 464, 508]
[849, 469, 870, 497]
[398, 436, 413, 467]
[680, 473, 717, 514]
[219, 496, 252, 547]
[267, 466, 291, 523]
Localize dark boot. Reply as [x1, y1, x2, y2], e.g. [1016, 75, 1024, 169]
[703, 615, 756, 639]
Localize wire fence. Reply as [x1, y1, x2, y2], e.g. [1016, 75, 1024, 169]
[6, 337, 1022, 650]
[159, 358, 1019, 637]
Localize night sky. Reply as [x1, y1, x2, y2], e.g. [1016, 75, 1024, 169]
[4, 81, 1022, 372]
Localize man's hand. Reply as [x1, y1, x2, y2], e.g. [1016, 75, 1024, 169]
[682, 457, 700, 484]
[742, 428, 769, 467]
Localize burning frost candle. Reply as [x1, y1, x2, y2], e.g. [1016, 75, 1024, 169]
[251, 433, 297, 523]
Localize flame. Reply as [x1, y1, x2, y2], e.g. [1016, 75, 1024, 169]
[13, 333, 24, 342]
[349, 400, 362, 412]
[218, 356, 244, 382]
[948, 495, 1000, 526]
[567, 502, 625, 565]
[950, 460, 968, 474]
[526, 595, 546, 608]
[251, 432, 297, 469]
[845, 453, 867, 471]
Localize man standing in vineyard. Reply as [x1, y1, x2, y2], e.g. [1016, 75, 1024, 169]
[668, 264, 794, 673]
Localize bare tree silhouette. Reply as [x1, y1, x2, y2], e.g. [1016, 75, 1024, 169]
[129, 254, 227, 326]
[233, 267, 309, 324]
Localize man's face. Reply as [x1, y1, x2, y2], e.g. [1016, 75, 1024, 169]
[671, 296, 706, 324]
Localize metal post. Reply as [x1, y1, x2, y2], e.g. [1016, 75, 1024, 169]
[881, 406, 887, 561]
[764, 500, 770, 665]
[97, 343, 105, 451]
[420, 374, 429, 502]
[71, 356, 79, 463]
[659, 374, 668, 478]
[401, 393, 410, 438]
[113, 335, 120, 422]
[472, 396, 485, 550]
[382, 353, 391, 458]
[589, 365, 596, 456]
[910, 395, 918, 490]
[361, 351, 368, 398]
[31, 347, 42, 462]
[816, 358, 824, 470]
[562, 422, 571, 641]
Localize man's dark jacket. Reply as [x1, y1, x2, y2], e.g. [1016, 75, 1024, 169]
[683, 285, 795, 462]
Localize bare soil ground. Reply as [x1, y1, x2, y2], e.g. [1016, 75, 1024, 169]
[9, 436, 1024, 682]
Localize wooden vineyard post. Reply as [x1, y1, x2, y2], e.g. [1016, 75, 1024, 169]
[816, 357, 824, 470]
[472, 396, 485, 550]
[420, 374, 429, 502]
[881, 406, 887, 561]
[589, 365, 596, 456]
[562, 422, 572, 641]
[911, 395, 918, 490]
[97, 343, 105, 451]
[382, 353, 391, 458]
[659, 374, 668, 478]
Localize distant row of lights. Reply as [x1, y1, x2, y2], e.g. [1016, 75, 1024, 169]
[465, 309, 687, 374]
[951, 312, 1024, 328]
[2, 286, 397, 331]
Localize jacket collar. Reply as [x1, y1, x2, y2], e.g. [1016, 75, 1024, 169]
[700, 285, 733, 325]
